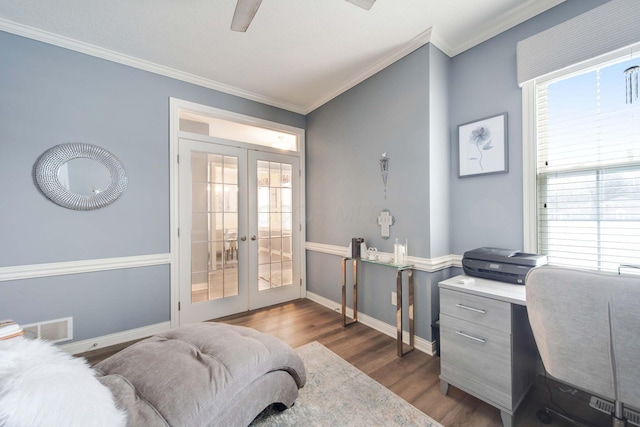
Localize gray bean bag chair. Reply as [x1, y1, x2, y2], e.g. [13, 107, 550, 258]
[94, 322, 306, 427]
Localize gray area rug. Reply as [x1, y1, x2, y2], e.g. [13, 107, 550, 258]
[251, 341, 443, 427]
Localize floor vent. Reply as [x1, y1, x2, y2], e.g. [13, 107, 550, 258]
[589, 396, 640, 426]
[22, 317, 73, 343]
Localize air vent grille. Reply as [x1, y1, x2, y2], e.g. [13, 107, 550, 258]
[589, 396, 640, 426]
[22, 317, 73, 343]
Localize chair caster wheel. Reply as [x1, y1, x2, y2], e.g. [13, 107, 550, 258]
[536, 409, 552, 424]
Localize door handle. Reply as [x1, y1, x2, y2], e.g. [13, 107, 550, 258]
[455, 331, 486, 343]
[251, 235, 257, 241]
[455, 303, 486, 314]
[240, 236, 247, 241]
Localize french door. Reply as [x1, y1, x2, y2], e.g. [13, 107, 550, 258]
[178, 137, 300, 324]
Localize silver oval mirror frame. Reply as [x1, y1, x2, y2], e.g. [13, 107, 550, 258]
[35, 143, 128, 210]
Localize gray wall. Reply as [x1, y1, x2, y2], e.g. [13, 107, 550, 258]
[306, 44, 448, 340]
[449, 0, 609, 254]
[305, 0, 610, 342]
[0, 31, 304, 341]
[0, 0, 611, 344]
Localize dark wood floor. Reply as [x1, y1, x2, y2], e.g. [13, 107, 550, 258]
[80, 298, 611, 427]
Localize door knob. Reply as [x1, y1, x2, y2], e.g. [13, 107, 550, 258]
[251, 235, 257, 241]
[240, 236, 247, 241]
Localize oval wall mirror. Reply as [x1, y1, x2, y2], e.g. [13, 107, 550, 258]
[35, 143, 128, 210]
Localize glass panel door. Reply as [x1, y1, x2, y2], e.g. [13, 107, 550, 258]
[179, 139, 248, 323]
[179, 139, 300, 322]
[249, 151, 300, 309]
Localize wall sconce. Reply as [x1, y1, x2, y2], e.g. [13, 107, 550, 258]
[380, 152, 389, 199]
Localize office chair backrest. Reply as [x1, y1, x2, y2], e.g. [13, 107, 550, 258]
[526, 266, 640, 408]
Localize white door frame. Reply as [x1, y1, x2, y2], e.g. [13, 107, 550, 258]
[169, 98, 306, 327]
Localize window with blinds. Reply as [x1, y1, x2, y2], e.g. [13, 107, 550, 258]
[536, 54, 640, 272]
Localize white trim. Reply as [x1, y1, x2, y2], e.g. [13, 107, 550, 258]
[0, 18, 306, 114]
[169, 98, 181, 328]
[0, 253, 171, 282]
[304, 241, 349, 257]
[59, 321, 171, 355]
[175, 99, 307, 139]
[522, 81, 538, 253]
[449, 0, 565, 57]
[305, 28, 433, 112]
[1, 0, 564, 115]
[306, 292, 436, 356]
[305, 241, 461, 272]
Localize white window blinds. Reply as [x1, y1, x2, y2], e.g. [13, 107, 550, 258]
[536, 54, 640, 272]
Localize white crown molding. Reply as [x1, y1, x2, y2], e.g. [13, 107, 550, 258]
[449, 0, 566, 56]
[305, 291, 436, 356]
[304, 28, 433, 113]
[0, 18, 307, 115]
[428, 28, 456, 57]
[0, 253, 171, 282]
[0, 1, 564, 115]
[59, 321, 171, 355]
[305, 241, 461, 272]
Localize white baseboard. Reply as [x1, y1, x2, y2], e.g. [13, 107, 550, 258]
[59, 321, 171, 355]
[306, 291, 437, 356]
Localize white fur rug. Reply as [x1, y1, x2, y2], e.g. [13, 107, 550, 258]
[0, 337, 126, 427]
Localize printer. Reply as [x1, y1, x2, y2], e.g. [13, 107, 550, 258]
[462, 247, 547, 285]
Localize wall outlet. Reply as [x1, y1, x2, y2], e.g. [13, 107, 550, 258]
[391, 292, 397, 306]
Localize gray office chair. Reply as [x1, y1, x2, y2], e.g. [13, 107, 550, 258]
[526, 266, 640, 427]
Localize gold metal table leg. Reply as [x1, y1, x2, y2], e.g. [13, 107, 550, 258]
[342, 258, 357, 327]
[352, 259, 357, 323]
[408, 269, 415, 352]
[396, 269, 403, 356]
[396, 268, 415, 357]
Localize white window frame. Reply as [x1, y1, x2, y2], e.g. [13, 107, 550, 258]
[522, 45, 640, 257]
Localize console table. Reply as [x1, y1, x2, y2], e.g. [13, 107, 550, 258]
[341, 257, 415, 357]
[438, 275, 536, 427]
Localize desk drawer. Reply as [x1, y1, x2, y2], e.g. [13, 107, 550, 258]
[440, 313, 512, 409]
[440, 288, 510, 332]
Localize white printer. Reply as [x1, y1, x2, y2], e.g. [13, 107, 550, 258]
[462, 247, 547, 284]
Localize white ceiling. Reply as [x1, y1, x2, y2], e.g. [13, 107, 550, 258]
[0, 0, 564, 114]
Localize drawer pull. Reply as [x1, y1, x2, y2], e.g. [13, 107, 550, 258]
[455, 331, 486, 343]
[455, 303, 486, 314]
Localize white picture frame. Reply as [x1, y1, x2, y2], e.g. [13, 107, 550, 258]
[458, 113, 508, 178]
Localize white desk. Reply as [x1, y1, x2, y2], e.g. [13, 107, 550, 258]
[438, 275, 527, 306]
[438, 275, 536, 427]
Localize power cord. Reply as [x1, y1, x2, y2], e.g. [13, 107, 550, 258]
[537, 359, 601, 427]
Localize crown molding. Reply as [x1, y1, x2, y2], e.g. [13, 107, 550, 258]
[0, 18, 307, 115]
[448, 0, 566, 56]
[1, 0, 564, 115]
[303, 28, 433, 113]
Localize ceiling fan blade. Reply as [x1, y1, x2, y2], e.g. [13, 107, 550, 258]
[231, 0, 263, 32]
[345, 0, 376, 10]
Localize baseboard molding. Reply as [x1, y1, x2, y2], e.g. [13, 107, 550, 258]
[306, 291, 437, 356]
[59, 321, 171, 355]
[305, 241, 461, 273]
[0, 253, 171, 282]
